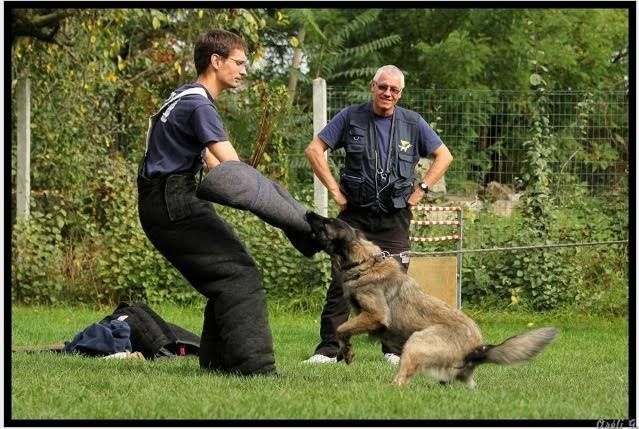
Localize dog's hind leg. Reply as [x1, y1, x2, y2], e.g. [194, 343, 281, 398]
[391, 327, 458, 386]
[455, 367, 477, 389]
[392, 346, 423, 385]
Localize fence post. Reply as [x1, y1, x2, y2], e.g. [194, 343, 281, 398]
[16, 77, 31, 221]
[312, 78, 328, 216]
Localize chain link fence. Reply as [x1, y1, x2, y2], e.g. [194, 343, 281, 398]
[288, 87, 629, 250]
[324, 88, 628, 194]
[281, 86, 629, 310]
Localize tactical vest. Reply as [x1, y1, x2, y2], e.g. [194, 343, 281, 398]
[339, 102, 421, 212]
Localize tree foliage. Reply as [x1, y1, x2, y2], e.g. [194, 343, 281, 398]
[11, 8, 78, 43]
[255, 8, 627, 103]
[317, 8, 628, 92]
[10, 8, 275, 305]
[9, 7, 629, 312]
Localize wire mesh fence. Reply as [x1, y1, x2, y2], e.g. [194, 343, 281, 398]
[282, 86, 628, 309]
[288, 87, 629, 253]
[323, 88, 629, 196]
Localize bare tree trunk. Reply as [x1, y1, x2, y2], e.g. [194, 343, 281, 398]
[287, 27, 305, 104]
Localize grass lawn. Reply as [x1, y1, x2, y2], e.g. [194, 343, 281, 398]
[8, 304, 632, 423]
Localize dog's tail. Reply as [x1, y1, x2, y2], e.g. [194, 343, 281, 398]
[464, 327, 559, 367]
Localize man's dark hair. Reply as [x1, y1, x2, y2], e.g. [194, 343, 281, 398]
[194, 29, 247, 75]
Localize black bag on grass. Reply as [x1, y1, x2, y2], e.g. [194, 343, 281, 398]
[103, 302, 200, 360]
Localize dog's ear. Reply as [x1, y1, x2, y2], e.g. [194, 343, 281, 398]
[325, 218, 350, 239]
[305, 211, 333, 236]
[353, 229, 366, 240]
[305, 211, 318, 222]
[305, 211, 330, 224]
[324, 219, 359, 255]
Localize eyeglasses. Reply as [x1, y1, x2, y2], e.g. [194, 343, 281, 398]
[374, 82, 402, 96]
[226, 57, 249, 68]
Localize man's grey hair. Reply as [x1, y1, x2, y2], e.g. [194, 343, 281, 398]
[372, 65, 405, 89]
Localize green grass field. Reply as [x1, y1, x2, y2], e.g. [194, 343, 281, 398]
[9, 304, 631, 423]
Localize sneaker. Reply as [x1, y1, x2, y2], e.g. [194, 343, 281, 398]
[303, 354, 338, 364]
[384, 353, 400, 365]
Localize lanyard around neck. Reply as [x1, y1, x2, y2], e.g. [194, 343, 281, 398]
[372, 111, 396, 180]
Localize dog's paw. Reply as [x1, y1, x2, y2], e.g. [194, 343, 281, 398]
[391, 377, 408, 386]
[344, 350, 355, 364]
[337, 348, 355, 364]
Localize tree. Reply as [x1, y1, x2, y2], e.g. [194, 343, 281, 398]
[255, 8, 401, 106]
[11, 8, 77, 44]
[9, 7, 629, 306]
[9, 7, 273, 303]
[375, 8, 628, 91]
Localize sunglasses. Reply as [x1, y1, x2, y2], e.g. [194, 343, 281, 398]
[374, 82, 402, 96]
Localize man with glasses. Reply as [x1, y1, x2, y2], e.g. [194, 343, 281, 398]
[137, 29, 281, 376]
[304, 65, 453, 365]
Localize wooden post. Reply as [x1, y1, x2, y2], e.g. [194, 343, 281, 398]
[16, 77, 31, 221]
[312, 78, 328, 216]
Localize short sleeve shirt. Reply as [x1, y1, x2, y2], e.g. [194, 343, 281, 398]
[145, 83, 228, 178]
[318, 104, 443, 161]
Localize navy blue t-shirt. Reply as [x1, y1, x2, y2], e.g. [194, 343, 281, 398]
[318, 105, 443, 164]
[145, 83, 228, 178]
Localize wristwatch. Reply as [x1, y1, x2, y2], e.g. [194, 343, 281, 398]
[418, 181, 430, 194]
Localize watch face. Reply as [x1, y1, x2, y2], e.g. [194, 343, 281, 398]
[420, 183, 428, 191]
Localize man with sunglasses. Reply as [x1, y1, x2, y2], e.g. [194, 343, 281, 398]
[304, 65, 453, 365]
[137, 29, 282, 377]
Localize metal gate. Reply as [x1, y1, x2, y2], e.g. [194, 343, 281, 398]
[408, 205, 463, 308]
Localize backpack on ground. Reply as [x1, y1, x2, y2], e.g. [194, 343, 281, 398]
[103, 302, 200, 359]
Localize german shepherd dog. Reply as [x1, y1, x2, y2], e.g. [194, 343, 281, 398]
[306, 212, 558, 387]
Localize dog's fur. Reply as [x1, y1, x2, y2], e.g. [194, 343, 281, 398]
[307, 212, 558, 387]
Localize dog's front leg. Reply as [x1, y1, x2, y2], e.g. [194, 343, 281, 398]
[336, 312, 385, 364]
[336, 332, 353, 364]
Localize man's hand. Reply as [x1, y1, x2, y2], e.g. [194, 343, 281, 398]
[407, 187, 426, 208]
[305, 136, 347, 211]
[331, 189, 348, 212]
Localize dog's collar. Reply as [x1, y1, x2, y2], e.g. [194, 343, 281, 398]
[341, 251, 410, 271]
[374, 251, 410, 262]
[374, 251, 391, 262]
[343, 252, 389, 270]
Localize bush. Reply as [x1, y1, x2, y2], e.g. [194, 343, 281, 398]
[92, 160, 197, 305]
[12, 177, 627, 316]
[12, 212, 66, 304]
[459, 198, 628, 316]
[10, 133, 626, 315]
[11, 162, 331, 311]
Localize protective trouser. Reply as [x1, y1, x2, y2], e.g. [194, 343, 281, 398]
[196, 161, 319, 257]
[313, 207, 412, 358]
[137, 171, 276, 375]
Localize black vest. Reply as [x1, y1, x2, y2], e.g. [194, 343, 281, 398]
[339, 102, 421, 212]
